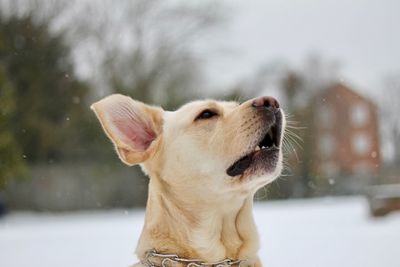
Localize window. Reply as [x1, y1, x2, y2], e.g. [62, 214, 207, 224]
[319, 134, 335, 157]
[351, 103, 369, 127]
[318, 105, 334, 128]
[352, 133, 371, 156]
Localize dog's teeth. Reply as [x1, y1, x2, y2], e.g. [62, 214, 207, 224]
[255, 146, 261, 151]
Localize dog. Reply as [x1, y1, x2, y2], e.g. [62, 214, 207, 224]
[91, 95, 285, 267]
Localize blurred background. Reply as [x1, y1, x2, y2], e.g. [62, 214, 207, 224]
[0, 0, 399, 267]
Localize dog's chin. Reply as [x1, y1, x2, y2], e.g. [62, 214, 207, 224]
[229, 148, 282, 184]
[243, 148, 281, 177]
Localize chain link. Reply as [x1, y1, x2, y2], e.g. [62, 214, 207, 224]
[142, 249, 246, 267]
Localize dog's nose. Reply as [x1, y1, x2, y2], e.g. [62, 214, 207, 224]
[252, 96, 280, 110]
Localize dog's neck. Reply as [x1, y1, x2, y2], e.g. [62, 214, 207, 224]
[135, 176, 260, 266]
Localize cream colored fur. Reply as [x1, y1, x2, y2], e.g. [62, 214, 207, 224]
[91, 95, 285, 267]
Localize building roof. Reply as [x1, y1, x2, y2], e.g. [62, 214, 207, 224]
[318, 82, 377, 110]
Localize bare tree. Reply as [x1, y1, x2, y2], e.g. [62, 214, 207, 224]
[57, 0, 223, 108]
[0, 0, 67, 22]
[1, 0, 224, 108]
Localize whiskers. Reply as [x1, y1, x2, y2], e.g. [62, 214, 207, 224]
[282, 114, 305, 163]
[274, 113, 304, 191]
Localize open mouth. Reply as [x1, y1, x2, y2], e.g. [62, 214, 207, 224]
[226, 114, 282, 177]
[255, 124, 280, 151]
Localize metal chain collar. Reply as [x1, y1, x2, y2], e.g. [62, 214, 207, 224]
[142, 249, 247, 267]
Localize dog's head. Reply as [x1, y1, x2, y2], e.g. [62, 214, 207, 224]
[91, 95, 285, 197]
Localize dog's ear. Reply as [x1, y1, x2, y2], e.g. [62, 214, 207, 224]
[90, 94, 164, 165]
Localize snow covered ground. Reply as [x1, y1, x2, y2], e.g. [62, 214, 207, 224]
[1, 197, 399, 267]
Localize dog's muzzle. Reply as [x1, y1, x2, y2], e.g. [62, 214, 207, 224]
[226, 96, 283, 177]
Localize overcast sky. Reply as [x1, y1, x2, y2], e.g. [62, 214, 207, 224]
[202, 0, 400, 98]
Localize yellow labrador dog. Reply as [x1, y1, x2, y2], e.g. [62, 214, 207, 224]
[91, 95, 285, 267]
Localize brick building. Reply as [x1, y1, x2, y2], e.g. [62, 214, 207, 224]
[312, 83, 381, 181]
[294, 83, 381, 195]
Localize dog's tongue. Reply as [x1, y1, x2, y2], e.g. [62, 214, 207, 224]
[226, 155, 252, 177]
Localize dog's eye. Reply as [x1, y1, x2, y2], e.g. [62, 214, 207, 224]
[195, 109, 218, 120]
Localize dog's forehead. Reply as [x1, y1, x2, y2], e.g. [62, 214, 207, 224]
[178, 99, 239, 114]
[164, 100, 239, 121]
